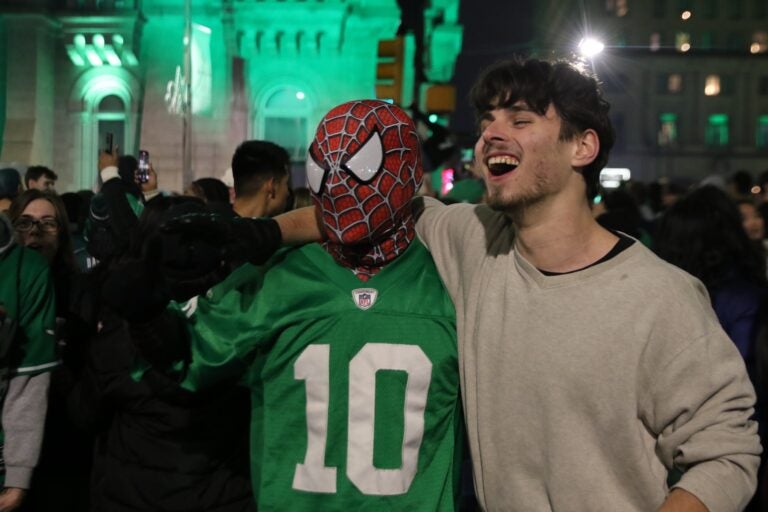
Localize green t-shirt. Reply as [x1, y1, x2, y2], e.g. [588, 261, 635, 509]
[177, 240, 462, 511]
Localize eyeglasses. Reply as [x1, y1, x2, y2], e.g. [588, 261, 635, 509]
[14, 216, 59, 233]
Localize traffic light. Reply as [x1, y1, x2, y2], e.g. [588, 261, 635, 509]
[424, 83, 456, 114]
[375, 37, 405, 105]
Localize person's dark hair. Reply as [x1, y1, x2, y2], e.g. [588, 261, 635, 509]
[190, 178, 230, 205]
[654, 185, 766, 289]
[60, 192, 88, 233]
[0, 168, 21, 200]
[8, 189, 77, 277]
[729, 170, 753, 197]
[596, 189, 643, 239]
[24, 165, 57, 187]
[129, 196, 206, 258]
[470, 57, 615, 201]
[759, 169, 768, 188]
[231, 140, 290, 197]
[118, 155, 142, 197]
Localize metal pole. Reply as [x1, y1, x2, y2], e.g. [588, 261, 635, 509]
[182, 0, 193, 187]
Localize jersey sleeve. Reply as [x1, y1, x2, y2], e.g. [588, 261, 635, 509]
[15, 255, 57, 375]
[414, 197, 512, 301]
[178, 263, 282, 391]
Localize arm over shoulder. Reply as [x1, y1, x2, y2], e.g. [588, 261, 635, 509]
[414, 197, 512, 298]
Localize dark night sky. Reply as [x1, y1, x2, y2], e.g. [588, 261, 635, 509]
[397, 1, 534, 142]
[451, 0, 535, 139]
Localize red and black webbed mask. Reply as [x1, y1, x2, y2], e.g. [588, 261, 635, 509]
[306, 100, 423, 251]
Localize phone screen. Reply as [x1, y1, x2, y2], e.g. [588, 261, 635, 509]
[137, 150, 150, 184]
[105, 133, 114, 153]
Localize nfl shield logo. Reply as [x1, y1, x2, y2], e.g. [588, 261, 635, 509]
[352, 288, 378, 311]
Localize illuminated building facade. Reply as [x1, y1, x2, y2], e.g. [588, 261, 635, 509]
[0, 0, 462, 192]
[536, 0, 768, 182]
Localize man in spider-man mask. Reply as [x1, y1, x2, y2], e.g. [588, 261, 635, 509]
[110, 100, 463, 510]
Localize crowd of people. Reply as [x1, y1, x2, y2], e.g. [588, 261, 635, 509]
[0, 56, 765, 512]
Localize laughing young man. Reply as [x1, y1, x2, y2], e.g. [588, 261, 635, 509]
[412, 58, 760, 511]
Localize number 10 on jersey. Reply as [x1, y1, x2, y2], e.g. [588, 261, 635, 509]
[292, 343, 432, 496]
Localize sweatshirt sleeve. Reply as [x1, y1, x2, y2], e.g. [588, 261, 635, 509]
[414, 197, 511, 301]
[1, 373, 50, 489]
[638, 283, 761, 512]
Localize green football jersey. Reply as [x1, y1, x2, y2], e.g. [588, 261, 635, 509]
[179, 240, 462, 511]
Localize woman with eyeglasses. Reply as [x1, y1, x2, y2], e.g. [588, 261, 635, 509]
[8, 190, 94, 511]
[9, 190, 75, 276]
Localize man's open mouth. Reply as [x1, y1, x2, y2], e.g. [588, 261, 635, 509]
[487, 155, 519, 176]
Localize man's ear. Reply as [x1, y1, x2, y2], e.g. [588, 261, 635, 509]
[571, 129, 600, 169]
[265, 177, 276, 198]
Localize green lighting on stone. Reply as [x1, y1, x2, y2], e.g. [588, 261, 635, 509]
[122, 50, 138, 66]
[66, 46, 86, 66]
[93, 34, 105, 48]
[85, 48, 103, 66]
[74, 34, 86, 48]
[112, 34, 124, 47]
[104, 47, 122, 66]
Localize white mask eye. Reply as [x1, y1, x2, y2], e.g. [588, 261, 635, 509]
[344, 131, 383, 183]
[306, 154, 326, 194]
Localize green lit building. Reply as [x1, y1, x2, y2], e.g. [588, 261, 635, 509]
[0, 0, 462, 192]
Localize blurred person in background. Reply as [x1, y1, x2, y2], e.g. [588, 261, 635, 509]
[738, 199, 768, 281]
[184, 177, 232, 214]
[729, 170, 755, 202]
[60, 192, 91, 272]
[655, 186, 767, 512]
[23, 166, 57, 193]
[0, 169, 21, 212]
[291, 186, 312, 210]
[595, 188, 652, 246]
[8, 190, 95, 512]
[655, 186, 767, 363]
[0, 212, 58, 512]
[70, 196, 255, 512]
[231, 140, 291, 218]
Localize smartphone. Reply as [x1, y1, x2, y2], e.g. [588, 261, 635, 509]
[137, 150, 150, 184]
[105, 133, 114, 153]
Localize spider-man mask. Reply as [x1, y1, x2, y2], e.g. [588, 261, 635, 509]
[306, 100, 423, 247]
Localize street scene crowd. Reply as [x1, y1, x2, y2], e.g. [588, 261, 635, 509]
[0, 57, 766, 512]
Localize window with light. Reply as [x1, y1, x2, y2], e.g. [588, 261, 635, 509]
[658, 113, 678, 146]
[706, 114, 729, 147]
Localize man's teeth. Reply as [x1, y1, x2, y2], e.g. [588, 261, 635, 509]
[487, 155, 520, 175]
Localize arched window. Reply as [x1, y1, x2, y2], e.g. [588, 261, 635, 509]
[97, 95, 126, 155]
[260, 86, 312, 161]
[71, 69, 137, 189]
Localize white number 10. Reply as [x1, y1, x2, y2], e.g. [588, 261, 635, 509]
[292, 343, 432, 496]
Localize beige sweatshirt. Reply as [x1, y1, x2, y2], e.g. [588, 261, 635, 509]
[416, 198, 761, 512]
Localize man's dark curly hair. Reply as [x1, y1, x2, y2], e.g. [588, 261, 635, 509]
[470, 57, 615, 201]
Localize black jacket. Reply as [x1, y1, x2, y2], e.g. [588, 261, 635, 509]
[70, 311, 255, 512]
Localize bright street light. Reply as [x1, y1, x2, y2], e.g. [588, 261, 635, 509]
[578, 37, 605, 58]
